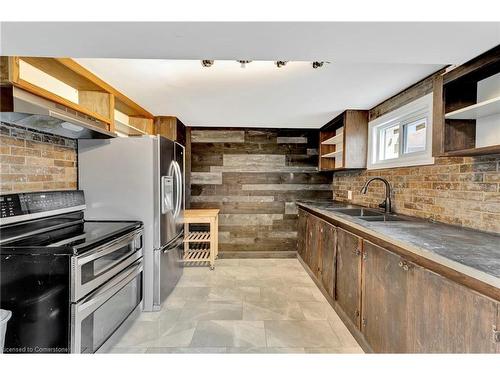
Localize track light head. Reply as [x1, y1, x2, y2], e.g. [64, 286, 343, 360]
[237, 60, 252, 68]
[312, 61, 325, 69]
[201, 60, 214, 67]
[275, 61, 288, 68]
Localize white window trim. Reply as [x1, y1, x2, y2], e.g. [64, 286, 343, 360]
[367, 93, 434, 170]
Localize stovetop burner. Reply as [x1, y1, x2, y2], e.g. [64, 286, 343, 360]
[0, 191, 142, 255]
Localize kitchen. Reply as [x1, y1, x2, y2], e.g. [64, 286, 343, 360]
[1, 9, 500, 373]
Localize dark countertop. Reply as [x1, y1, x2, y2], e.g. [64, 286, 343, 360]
[296, 200, 500, 291]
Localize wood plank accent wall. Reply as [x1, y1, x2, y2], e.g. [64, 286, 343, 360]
[332, 71, 500, 234]
[189, 128, 332, 256]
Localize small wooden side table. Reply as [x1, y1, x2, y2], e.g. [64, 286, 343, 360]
[183, 209, 219, 270]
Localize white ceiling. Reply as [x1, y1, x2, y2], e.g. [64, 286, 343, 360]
[2, 22, 499, 128]
[75, 59, 440, 127]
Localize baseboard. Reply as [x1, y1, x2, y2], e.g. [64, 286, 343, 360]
[219, 251, 297, 259]
[297, 255, 373, 353]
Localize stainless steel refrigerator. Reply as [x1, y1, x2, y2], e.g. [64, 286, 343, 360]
[78, 136, 184, 311]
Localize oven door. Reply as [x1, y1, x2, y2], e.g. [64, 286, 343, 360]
[71, 259, 143, 353]
[71, 228, 143, 302]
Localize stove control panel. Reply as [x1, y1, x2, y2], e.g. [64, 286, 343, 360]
[0, 190, 85, 222]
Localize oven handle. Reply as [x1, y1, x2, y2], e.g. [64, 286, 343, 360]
[76, 259, 143, 317]
[76, 228, 143, 266]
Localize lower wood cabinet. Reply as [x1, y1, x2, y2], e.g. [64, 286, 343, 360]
[307, 215, 322, 278]
[362, 241, 409, 353]
[297, 210, 308, 261]
[319, 220, 336, 299]
[407, 262, 499, 353]
[298, 209, 500, 353]
[362, 240, 500, 353]
[297, 209, 337, 299]
[336, 228, 363, 328]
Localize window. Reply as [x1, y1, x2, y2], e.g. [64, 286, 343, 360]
[368, 93, 434, 169]
[380, 123, 400, 160]
[403, 118, 427, 154]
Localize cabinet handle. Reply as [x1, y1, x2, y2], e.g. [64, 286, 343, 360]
[362, 318, 367, 328]
[354, 247, 361, 256]
[398, 261, 404, 268]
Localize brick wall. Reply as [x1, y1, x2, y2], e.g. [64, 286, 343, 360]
[0, 123, 77, 193]
[332, 154, 500, 233]
[332, 71, 500, 234]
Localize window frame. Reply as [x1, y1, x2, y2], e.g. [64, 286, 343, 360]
[367, 93, 434, 170]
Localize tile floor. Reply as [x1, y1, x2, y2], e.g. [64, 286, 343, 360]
[110, 258, 364, 354]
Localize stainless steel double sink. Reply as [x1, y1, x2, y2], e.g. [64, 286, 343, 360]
[322, 207, 410, 222]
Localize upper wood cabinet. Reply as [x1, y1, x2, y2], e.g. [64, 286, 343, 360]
[0, 56, 154, 135]
[154, 116, 187, 146]
[433, 45, 500, 157]
[319, 110, 368, 171]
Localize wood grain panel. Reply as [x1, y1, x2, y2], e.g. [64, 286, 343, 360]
[190, 128, 329, 255]
[407, 263, 499, 353]
[319, 219, 336, 299]
[362, 241, 409, 353]
[336, 227, 363, 328]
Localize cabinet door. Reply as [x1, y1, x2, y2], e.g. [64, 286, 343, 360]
[362, 241, 409, 353]
[408, 265, 500, 353]
[297, 209, 308, 261]
[319, 220, 336, 299]
[307, 215, 321, 278]
[336, 227, 363, 328]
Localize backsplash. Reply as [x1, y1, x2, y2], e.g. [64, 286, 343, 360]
[333, 154, 500, 233]
[189, 128, 332, 256]
[331, 70, 500, 234]
[0, 123, 77, 194]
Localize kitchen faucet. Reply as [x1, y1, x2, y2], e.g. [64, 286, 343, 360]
[360, 177, 392, 214]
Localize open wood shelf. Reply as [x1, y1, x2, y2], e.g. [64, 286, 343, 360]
[321, 131, 344, 145]
[445, 96, 500, 120]
[1, 56, 155, 136]
[321, 150, 343, 158]
[441, 144, 500, 157]
[114, 120, 148, 136]
[183, 249, 211, 262]
[319, 110, 367, 171]
[433, 45, 500, 157]
[183, 209, 219, 270]
[185, 231, 211, 243]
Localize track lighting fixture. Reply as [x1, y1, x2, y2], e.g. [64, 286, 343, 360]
[312, 61, 325, 69]
[201, 60, 214, 67]
[237, 60, 252, 68]
[275, 61, 288, 68]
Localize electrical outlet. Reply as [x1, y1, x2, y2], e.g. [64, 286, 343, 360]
[347, 190, 353, 200]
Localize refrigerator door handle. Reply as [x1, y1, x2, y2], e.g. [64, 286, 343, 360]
[161, 229, 184, 253]
[173, 161, 183, 219]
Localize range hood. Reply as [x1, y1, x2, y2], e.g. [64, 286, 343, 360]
[0, 86, 116, 139]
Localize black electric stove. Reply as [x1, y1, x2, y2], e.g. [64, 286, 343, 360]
[0, 190, 144, 353]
